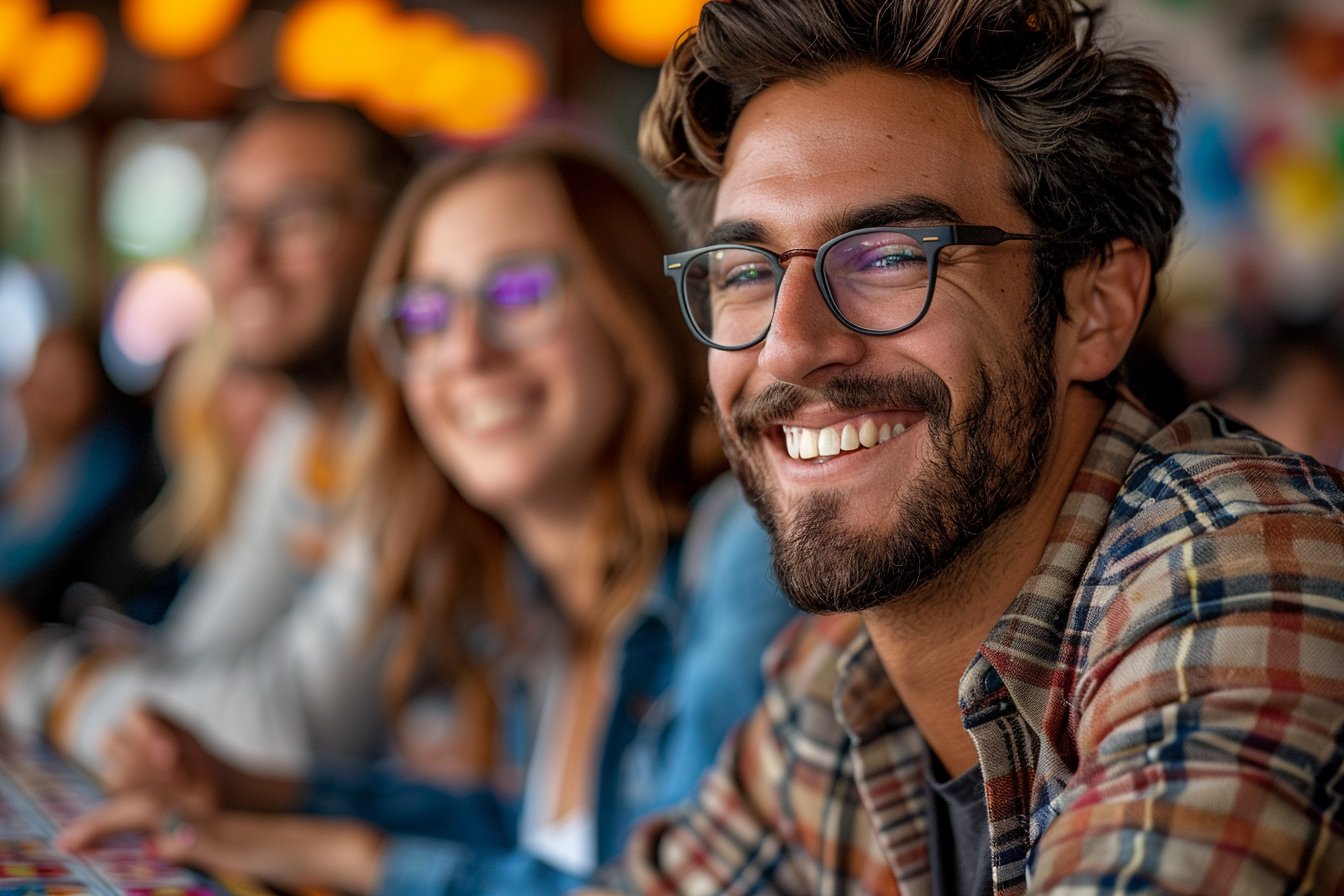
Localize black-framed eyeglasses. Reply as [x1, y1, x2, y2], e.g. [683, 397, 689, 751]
[663, 224, 1039, 351]
[376, 253, 567, 378]
[205, 190, 349, 258]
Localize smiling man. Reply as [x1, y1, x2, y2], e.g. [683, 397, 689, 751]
[607, 0, 1344, 893]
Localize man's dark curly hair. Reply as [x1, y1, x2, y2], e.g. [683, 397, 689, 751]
[639, 0, 1183, 327]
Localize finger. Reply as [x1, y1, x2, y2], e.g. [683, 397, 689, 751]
[152, 811, 202, 866]
[109, 707, 228, 814]
[126, 706, 183, 767]
[99, 729, 131, 792]
[155, 813, 330, 888]
[101, 717, 179, 794]
[132, 704, 193, 747]
[101, 728, 150, 792]
[56, 793, 163, 853]
[154, 813, 252, 875]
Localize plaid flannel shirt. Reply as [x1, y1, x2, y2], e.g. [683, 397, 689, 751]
[617, 396, 1344, 895]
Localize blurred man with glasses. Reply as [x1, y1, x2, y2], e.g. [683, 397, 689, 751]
[204, 103, 406, 392]
[2, 101, 416, 775]
[596, 0, 1344, 893]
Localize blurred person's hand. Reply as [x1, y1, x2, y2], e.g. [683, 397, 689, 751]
[100, 706, 300, 814]
[58, 795, 385, 895]
[100, 706, 225, 810]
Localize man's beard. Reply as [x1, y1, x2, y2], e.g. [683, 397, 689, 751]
[277, 321, 352, 389]
[234, 306, 354, 391]
[715, 313, 1058, 615]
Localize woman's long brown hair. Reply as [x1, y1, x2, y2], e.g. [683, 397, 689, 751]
[348, 134, 723, 773]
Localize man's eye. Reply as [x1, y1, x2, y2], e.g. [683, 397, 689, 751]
[866, 247, 921, 268]
[721, 265, 769, 288]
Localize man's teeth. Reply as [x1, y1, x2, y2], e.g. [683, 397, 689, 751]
[783, 421, 906, 460]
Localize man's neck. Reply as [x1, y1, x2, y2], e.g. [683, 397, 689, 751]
[294, 378, 351, 419]
[862, 387, 1110, 776]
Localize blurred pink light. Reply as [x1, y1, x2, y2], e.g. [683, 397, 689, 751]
[111, 261, 212, 366]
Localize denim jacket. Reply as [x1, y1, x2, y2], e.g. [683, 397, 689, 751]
[300, 475, 794, 895]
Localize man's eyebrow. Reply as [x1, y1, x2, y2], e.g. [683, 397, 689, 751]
[703, 219, 766, 246]
[704, 196, 967, 248]
[822, 197, 967, 235]
[212, 179, 346, 202]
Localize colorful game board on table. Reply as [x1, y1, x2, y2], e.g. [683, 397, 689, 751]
[0, 729, 271, 896]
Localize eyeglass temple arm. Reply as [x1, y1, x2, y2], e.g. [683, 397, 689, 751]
[950, 225, 1039, 245]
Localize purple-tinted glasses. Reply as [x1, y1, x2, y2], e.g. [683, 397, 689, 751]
[377, 254, 567, 376]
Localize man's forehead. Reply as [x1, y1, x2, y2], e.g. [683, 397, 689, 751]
[719, 69, 990, 172]
[214, 114, 365, 197]
[712, 69, 1011, 238]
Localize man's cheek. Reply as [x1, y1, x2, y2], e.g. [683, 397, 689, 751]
[707, 353, 740, 399]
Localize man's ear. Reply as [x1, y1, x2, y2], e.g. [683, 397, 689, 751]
[1059, 238, 1150, 385]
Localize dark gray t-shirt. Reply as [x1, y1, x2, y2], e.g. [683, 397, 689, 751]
[924, 746, 994, 896]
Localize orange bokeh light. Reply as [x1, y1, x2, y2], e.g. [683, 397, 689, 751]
[417, 33, 544, 141]
[583, 0, 701, 67]
[0, 0, 46, 88]
[276, 0, 399, 100]
[359, 9, 465, 134]
[275, 1, 544, 140]
[4, 11, 106, 122]
[122, 0, 248, 60]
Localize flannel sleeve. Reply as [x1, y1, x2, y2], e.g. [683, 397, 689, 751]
[620, 711, 811, 895]
[1032, 508, 1344, 893]
[615, 616, 869, 895]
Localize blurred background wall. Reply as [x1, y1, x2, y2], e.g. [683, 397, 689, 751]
[1, 0, 1342, 462]
[1108, 0, 1344, 410]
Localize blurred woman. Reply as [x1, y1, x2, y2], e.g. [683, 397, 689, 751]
[61, 135, 793, 894]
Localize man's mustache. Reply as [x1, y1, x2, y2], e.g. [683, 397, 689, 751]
[729, 371, 952, 437]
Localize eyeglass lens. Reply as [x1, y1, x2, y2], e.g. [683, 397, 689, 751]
[388, 259, 563, 366]
[206, 193, 342, 258]
[681, 230, 932, 348]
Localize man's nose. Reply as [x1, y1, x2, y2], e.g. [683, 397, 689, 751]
[755, 253, 864, 386]
[211, 218, 273, 268]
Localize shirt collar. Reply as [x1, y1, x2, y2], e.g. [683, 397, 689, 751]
[961, 392, 1161, 721]
[830, 394, 1162, 739]
[834, 625, 904, 739]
